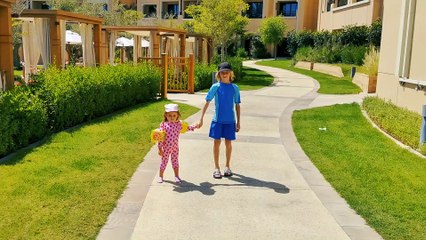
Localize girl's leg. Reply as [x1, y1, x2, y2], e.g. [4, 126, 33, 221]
[225, 140, 232, 168]
[159, 150, 170, 178]
[213, 139, 221, 169]
[171, 150, 180, 177]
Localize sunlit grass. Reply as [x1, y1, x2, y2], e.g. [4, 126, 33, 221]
[0, 100, 199, 240]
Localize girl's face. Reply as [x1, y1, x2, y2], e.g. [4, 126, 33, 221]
[165, 111, 179, 122]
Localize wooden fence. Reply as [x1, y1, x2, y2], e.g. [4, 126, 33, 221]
[138, 53, 194, 99]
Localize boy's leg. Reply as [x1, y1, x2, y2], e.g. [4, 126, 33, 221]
[225, 140, 232, 168]
[213, 139, 221, 169]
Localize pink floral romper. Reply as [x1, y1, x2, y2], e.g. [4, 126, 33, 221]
[158, 121, 195, 170]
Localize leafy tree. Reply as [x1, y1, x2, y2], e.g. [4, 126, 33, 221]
[185, 0, 249, 61]
[46, 0, 142, 26]
[259, 16, 287, 59]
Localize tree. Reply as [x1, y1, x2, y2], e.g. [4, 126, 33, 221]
[46, 0, 142, 26]
[259, 16, 287, 59]
[185, 0, 249, 61]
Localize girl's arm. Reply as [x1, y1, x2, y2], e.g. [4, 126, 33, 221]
[236, 104, 240, 132]
[198, 101, 210, 128]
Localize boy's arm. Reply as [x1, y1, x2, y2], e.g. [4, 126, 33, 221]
[198, 101, 210, 128]
[236, 104, 240, 132]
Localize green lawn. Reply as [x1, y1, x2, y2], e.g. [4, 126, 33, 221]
[256, 59, 361, 94]
[0, 100, 199, 240]
[292, 103, 426, 240]
[236, 66, 274, 90]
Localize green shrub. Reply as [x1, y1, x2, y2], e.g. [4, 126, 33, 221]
[236, 48, 248, 58]
[340, 45, 367, 65]
[369, 18, 382, 48]
[294, 47, 314, 62]
[362, 96, 423, 152]
[338, 25, 369, 46]
[251, 36, 271, 59]
[37, 63, 161, 131]
[313, 30, 332, 48]
[363, 46, 380, 76]
[0, 87, 48, 157]
[194, 63, 216, 91]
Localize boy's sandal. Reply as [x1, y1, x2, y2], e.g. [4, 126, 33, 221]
[224, 168, 233, 177]
[213, 169, 222, 179]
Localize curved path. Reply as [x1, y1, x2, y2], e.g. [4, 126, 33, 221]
[97, 60, 381, 240]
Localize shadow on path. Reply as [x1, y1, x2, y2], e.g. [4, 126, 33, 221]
[171, 173, 290, 195]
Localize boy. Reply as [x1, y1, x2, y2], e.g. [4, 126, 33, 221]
[198, 62, 241, 179]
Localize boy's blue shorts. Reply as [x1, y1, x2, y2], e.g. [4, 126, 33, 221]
[209, 121, 236, 140]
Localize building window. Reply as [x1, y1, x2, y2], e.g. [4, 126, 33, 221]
[278, 2, 298, 17]
[337, 0, 348, 7]
[103, 3, 108, 11]
[143, 4, 157, 18]
[246, 2, 263, 19]
[164, 4, 179, 19]
[326, 0, 333, 12]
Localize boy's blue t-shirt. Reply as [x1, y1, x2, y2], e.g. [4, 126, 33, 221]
[205, 81, 241, 124]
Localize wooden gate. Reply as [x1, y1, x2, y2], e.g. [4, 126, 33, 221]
[138, 53, 194, 99]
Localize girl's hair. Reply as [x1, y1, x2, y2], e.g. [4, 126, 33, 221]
[163, 111, 181, 122]
[215, 70, 235, 82]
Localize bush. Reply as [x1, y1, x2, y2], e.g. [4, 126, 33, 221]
[294, 47, 314, 62]
[362, 96, 423, 152]
[37, 63, 162, 131]
[338, 25, 369, 46]
[363, 46, 380, 76]
[236, 48, 248, 58]
[194, 63, 216, 91]
[340, 45, 367, 65]
[0, 87, 48, 157]
[369, 18, 382, 48]
[251, 36, 271, 59]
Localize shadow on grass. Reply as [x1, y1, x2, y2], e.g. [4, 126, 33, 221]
[172, 173, 290, 196]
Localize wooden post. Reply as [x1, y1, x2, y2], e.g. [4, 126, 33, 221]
[50, 17, 62, 68]
[161, 53, 168, 99]
[0, 2, 15, 90]
[179, 33, 186, 58]
[93, 23, 102, 66]
[188, 53, 194, 94]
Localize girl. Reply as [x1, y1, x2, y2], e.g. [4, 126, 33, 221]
[157, 103, 198, 183]
[198, 62, 241, 179]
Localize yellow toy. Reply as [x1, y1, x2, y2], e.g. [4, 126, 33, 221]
[180, 121, 189, 134]
[151, 129, 165, 143]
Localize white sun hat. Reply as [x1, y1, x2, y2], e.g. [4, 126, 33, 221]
[165, 103, 179, 112]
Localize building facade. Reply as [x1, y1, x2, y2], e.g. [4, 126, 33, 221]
[376, 0, 425, 114]
[317, 0, 383, 31]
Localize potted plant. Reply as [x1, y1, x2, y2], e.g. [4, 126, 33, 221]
[363, 46, 379, 93]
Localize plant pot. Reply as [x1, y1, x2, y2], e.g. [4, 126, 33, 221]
[368, 75, 377, 93]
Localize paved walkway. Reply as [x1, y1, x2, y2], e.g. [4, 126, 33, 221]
[97, 60, 382, 240]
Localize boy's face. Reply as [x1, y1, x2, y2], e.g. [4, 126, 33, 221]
[220, 71, 231, 82]
[165, 111, 179, 122]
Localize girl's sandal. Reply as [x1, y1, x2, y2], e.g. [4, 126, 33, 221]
[175, 176, 182, 183]
[157, 177, 163, 183]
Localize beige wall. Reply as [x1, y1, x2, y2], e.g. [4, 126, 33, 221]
[317, 0, 383, 31]
[376, 0, 426, 114]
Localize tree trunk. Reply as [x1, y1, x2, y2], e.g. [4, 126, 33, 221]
[273, 44, 277, 60]
[221, 45, 225, 62]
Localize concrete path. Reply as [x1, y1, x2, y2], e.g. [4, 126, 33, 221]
[97, 60, 382, 240]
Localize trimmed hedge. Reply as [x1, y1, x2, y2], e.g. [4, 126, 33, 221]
[362, 96, 423, 153]
[0, 87, 48, 157]
[0, 63, 162, 158]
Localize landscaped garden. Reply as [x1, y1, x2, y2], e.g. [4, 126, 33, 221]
[292, 102, 425, 240]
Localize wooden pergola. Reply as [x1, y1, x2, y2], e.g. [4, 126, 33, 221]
[19, 9, 104, 68]
[102, 25, 188, 63]
[0, 0, 15, 90]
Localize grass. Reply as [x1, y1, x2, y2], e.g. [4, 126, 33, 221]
[236, 66, 274, 90]
[292, 103, 426, 240]
[0, 100, 199, 240]
[256, 59, 361, 94]
[363, 96, 423, 153]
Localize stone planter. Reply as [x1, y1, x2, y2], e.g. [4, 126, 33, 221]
[353, 72, 377, 93]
